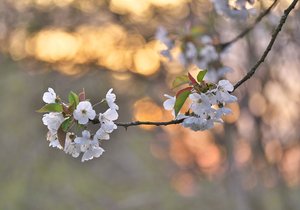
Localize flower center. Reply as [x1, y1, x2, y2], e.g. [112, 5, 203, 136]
[81, 109, 87, 115]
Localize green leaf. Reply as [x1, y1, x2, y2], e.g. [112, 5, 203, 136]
[174, 87, 192, 116]
[172, 75, 189, 89]
[61, 117, 73, 132]
[37, 103, 63, 113]
[196, 70, 207, 82]
[68, 91, 79, 107]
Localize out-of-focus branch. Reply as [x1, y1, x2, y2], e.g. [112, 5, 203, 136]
[218, 0, 279, 50]
[233, 0, 299, 91]
[93, 0, 298, 129]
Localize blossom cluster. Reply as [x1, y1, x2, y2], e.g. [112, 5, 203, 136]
[40, 88, 119, 162]
[155, 27, 231, 83]
[210, 0, 256, 20]
[163, 70, 237, 131]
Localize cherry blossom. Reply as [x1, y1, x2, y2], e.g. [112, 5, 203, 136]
[43, 87, 57, 104]
[73, 101, 96, 125]
[106, 88, 119, 110]
[99, 108, 118, 133]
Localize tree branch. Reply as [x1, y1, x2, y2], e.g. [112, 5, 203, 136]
[92, 0, 298, 129]
[232, 0, 299, 91]
[218, 0, 279, 50]
[91, 118, 184, 129]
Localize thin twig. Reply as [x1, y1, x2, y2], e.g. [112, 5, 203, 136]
[92, 0, 298, 128]
[218, 0, 279, 50]
[233, 0, 299, 91]
[91, 118, 184, 128]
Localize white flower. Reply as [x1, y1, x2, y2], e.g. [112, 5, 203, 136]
[43, 87, 57, 104]
[210, 0, 255, 20]
[47, 131, 62, 149]
[64, 133, 81, 158]
[215, 107, 232, 120]
[42, 112, 64, 132]
[189, 93, 212, 116]
[73, 101, 96, 125]
[74, 130, 105, 162]
[94, 127, 110, 140]
[216, 80, 237, 103]
[156, 26, 173, 60]
[163, 94, 175, 111]
[182, 116, 214, 131]
[106, 88, 119, 110]
[218, 80, 234, 92]
[74, 130, 92, 152]
[99, 108, 118, 133]
[81, 137, 105, 162]
[155, 26, 172, 48]
[186, 42, 197, 60]
[200, 45, 218, 63]
[200, 35, 213, 45]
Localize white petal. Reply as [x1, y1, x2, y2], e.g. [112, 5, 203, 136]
[218, 80, 234, 92]
[82, 130, 91, 139]
[87, 109, 96, 120]
[104, 108, 118, 121]
[78, 117, 89, 125]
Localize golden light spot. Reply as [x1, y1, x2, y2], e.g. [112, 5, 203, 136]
[33, 0, 74, 7]
[150, 143, 167, 160]
[171, 172, 196, 197]
[249, 93, 267, 116]
[223, 102, 240, 123]
[55, 64, 85, 76]
[132, 46, 160, 76]
[196, 143, 222, 173]
[112, 73, 132, 81]
[280, 145, 300, 186]
[265, 139, 282, 164]
[29, 29, 80, 62]
[151, 0, 188, 7]
[184, 130, 214, 154]
[109, 0, 150, 16]
[170, 139, 193, 167]
[133, 98, 163, 130]
[234, 140, 252, 166]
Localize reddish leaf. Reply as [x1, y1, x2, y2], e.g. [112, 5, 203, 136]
[57, 126, 66, 149]
[188, 72, 198, 85]
[79, 89, 86, 101]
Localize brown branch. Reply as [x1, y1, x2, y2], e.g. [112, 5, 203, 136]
[218, 0, 279, 50]
[92, 0, 298, 129]
[91, 118, 185, 129]
[233, 0, 299, 91]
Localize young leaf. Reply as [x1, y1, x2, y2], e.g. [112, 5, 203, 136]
[37, 103, 63, 113]
[196, 70, 208, 82]
[174, 87, 192, 116]
[68, 91, 79, 107]
[188, 72, 198, 85]
[57, 126, 66, 149]
[172, 75, 189, 89]
[61, 117, 73, 132]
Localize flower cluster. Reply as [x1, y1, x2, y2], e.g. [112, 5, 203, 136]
[155, 27, 231, 82]
[39, 88, 119, 162]
[163, 70, 237, 131]
[211, 0, 256, 20]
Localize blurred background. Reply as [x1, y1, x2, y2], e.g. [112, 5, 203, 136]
[0, 0, 300, 209]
